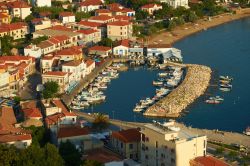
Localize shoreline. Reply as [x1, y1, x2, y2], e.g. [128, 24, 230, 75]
[146, 8, 250, 45]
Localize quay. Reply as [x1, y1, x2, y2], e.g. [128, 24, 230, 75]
[75, 111, 250, 150]
[144, 62, 212, 117]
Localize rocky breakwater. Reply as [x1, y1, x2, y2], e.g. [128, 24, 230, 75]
[144, 64, 212, 117]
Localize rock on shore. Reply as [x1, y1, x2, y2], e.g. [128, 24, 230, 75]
[144, 64, 212, 117]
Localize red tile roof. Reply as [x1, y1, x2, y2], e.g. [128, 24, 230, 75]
[39, 11, 52, 17]
[117, 39, 130, 47]
[31, 18, 43, 24]
[7, 1, 31, 8]
[107, 21, 131, 26]
[112, 128, 140, 143]
[59, 12, 75, 17]
[62, 60, 82, 67]
[0, 22, 27, 33]
[55, 46, 82, 55]
[78, 20, 103, 28]
[107, 3, 123, 10]
[43, 71, 68, 76]
[85, 148, 122, 163]
[89, 46, 111, 52]
[0, 134, 32, 143]
[0, 13, 8, 19]
[192, 156, 230, 166]
[0, 55, 33, 63]
[21, 100, 37, 109]
[141, 3, 162, 9]
[114, 15, 132, 22]
[85, 59, 95, 67]
[52, 99, 76, 116]
[49, 25, 73, 32]
[48, 35, 69, 44]
[57, 126, 89, 138]
[77, 28, 98, 35]
[95, 9, 111, 13]
[22, 108, 42, 118]
[89, 15, 113, 21]
[79, 0, 102, 6]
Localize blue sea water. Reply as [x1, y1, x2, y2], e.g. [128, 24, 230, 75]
[84, 17, 250, 132]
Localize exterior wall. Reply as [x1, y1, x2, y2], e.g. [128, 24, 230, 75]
[85, 63, 95, 75]
[33, 0, 51, 7]
[113, 46, 129, 56]
[0, 71, 10, 90]
[141, 126, 207, 166]
[6, 139, 32, 149]
[107, 24, 133, 41]
[79, 5, 100, 12]
[62, 63, 86, 81]
[42, 74, 69, 92]
[24, 46, 42, 59]
[0, 14, 11, 24]
[89, 50, 111, 57]
[20, 8, 32, 19]
[61, 16, 75, 24]
[142, 6, 162, 15]
[45, 107, 61, 116]
[161, 0, 189, 8]
[83, 31, 101, 45]
[40, 59, 54, 73]
[111, 137, 140, 161]
[147, 48, 172, 56]
[129, 47, 144, 56]
[34, 20, 52, 31]
[1, 26, 28, 40]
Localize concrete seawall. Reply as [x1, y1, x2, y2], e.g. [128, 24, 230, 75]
[144, 63, 212, 117]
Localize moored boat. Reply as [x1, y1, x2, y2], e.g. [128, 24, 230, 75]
[243, 127, 250, 136]
[205, 99, 221, 104]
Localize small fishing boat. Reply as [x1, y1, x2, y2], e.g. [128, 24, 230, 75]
[219, 79, 231, 84]
[220, 83, 232, 88]
[209, 96, 224, 101]
[153, 81, 163, 86]
[220, 75, 233, 81]
[158, 72, 168, 77]
[220, 87, 231, 92]
[205, 99, 221, 104]
[71, 105, 85, 110]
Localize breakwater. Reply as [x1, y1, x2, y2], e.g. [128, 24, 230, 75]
[144, 63, 212, 117]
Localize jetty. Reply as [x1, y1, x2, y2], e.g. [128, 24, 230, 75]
[144, 62, 212, 117]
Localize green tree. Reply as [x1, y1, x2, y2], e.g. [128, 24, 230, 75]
[187, 11, 198, 22]
[135, 10, 149, 20]
[59, 140, 81, 166]
[44, 143, 64, 166]
[0, 36, 14, 55]
[92, 113, 110, 132]
[25, 14, 35, 23]
[82, 160, 103, 166]
[42, 81, 59, 99]
[11, 17, 22, 23]
[75, 12, 91, 22]
[0, 144, 20, 166]
[26, 126, 50, 147]
[98, 38, 113, 47]
[167, 20, 177, 30]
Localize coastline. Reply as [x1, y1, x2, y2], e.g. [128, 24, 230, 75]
[147, 8, 250, 45]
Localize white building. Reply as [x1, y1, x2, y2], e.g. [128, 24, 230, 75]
[113, 39, 130, 56]
[59, 12, 75, 24]
[24, 44, 42, 59]
[7, 1, 32, 19]
[160, 0, 189, 8]
[78, 0, 103, 13]
[141, 121, 207, 166]
[31, 18, 52, 32]
[62, 60, 86, 81]
[32, 0, 51, 7]
[85, 59, 95, 75]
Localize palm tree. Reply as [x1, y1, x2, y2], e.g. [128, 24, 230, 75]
[92, 113, 110, 132]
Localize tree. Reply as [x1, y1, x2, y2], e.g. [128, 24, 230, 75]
[187, 11, 198, 22]
[0, 36, 14, 55]
[98, 38, 113, 47]
[0, 144, 20, 166]
[44, 143, 64, 166]
[167, 20, 177, 30]
[82, 160, 103, 166]
[92, 113, 110, 132]
[135, 10, 149, 20]
[75, 12, 91, 22]
[26, 126, 50, 147]
[59, 141, 81, 166]
[11, 17, 22, 23]
[42, 81, 59, 99]
[25, 14, 35, 23]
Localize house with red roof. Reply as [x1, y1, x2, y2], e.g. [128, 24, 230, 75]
[73, 20, 106, 37]
[88, 46, 112, 58]
[111, 128, 141, 161]
[55, 46, 83, 61]
[78, 0, 103, 13]
[107, 3, 135, 17]
[0, 22, 28, 40]
[7, 1, 31, 19]
[0, 12, 11, 24]
[42, 71, 72, 93]
[59, 12, 75, 24]
[62, 60, 87, 81]
[190, 155, 230, 166]
[40, 54, 60, 73]
[107, 21, 133, 41]
[77, 28, 101, 45]
[85, 59, 95, 75]
[31, 17, 52, 32]
[22, 108, 43, 120]
[113, 39, 130, 56]
[95, 9, 112, 17]
[0, 107, 32, 149]
[88, 15, 114, 24]
[141, 3, 162, 15]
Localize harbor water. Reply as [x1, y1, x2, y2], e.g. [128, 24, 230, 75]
[84, 17, 250, 132]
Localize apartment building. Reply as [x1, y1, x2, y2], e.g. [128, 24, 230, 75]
[0, 12, 11, 24]
[77, 28, 101, 46]
[0, 22, 28, 40]
[141, 121, 207, 166]
[31, 18, 52, 32]
[7, 1, 31, 19]
[78, 0, 103, 13]
[160, 0, 189, 8]
[59, 12, 75, 24]
[107, 21, 133, 40]
[62, 60, 86, 81]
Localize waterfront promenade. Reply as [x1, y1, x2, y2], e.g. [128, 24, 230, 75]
[144, 62, 212, 117]
[62, 58, 113, 105]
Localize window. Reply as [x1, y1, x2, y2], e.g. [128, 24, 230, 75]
[120, 142, 123, 148]
[120, 32, 122, 35]
[145, 155, 148, 159]
[129, 144, 133, 149]
[129, 154, 133, 159]
[171, 158, 175, 163]
[120, 27, 122, 30]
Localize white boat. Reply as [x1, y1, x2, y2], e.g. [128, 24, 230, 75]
[71, 105, 85, 110]
[219, 87, 231, 92]
[209, 96, 224, 101]
[158, 72, 168, 77]
[80, 101, 89, 107]
[140, 98, 154, 106]
[83, 95, 106, 103]
[153, 81, 163, 86]
[220, 75, 233, 81]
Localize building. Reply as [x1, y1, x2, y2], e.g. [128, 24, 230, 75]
[42, 71, 71, 93]
[31, 18, 52, 32]
[55, 46, 83, 61]
[62, 60, 86, 81]
[107, 21, 133, 41]
[0, 107, 32, 149]
[32, 0, 51, 7]
[88, 46, 112, 58]
[85, 59, 95, 75]
[7, 1, 31, 19]
[113, 39, 130, 56]
[160, 0, 189, 8]
[73, 20, 106, 37]
[141, 3, 162, 15]
[0, 22, 28, 40]
[95, 9, 112, 17]
[111, 128, 141, 161]
[40, 54, 59, 73]
[88, 15, 114, 24]
[77, 28, 101, 46]
[59, 12, 75, 24]
[0, 12, 11, 24]
[78, 0, 103, 13]
[190, 155, 230, 166]
[141, 121, 207, 166]
[22, 108, 43, 120]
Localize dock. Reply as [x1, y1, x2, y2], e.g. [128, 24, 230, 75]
[144, 62, 212, 117]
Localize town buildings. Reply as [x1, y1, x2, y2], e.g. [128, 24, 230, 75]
[0, 22, 28, 40]
[59, 12, 75, 24]
[141, 4, 162, 15]
[107, 21, 133, 40]
[160, 0, 189, 8]
[78, 0, 103, 13]
[31, 0, 51, 7]
[140, 121, 207, 166]
[7, 1, 31, 19]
